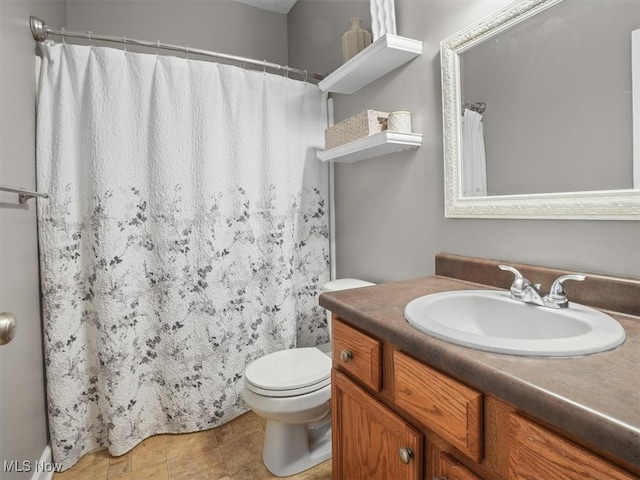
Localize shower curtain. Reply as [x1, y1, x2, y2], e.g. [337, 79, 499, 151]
[36, 42, 329, 470]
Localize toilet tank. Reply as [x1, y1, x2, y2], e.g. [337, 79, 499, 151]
[320, 278, 375, 338]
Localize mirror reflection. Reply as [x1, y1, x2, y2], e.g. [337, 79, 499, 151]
[459, 0, 640, 197]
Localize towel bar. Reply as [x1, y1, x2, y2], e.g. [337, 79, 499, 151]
[0, 184, 49, 204]
[462, 101, 487, 114]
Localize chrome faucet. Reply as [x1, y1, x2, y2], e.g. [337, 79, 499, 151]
[498, 265, 586, 309]
[543, 273, 587, 308]
[498, 265, 545, 306]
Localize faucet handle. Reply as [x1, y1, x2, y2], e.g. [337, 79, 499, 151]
[498, 264, 522, 278]
[499, 265, 530, 296]
[499, 264, 528, 284]
[543, 274, 587, 308]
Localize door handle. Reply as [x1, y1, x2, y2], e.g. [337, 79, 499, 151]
[0, 312, 17, 345]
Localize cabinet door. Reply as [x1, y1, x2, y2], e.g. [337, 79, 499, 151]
[333, 370, 423, 480]
[509, 414, 637, 480]
[438, 453, 482, 480]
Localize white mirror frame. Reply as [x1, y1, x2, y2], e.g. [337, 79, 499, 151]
[441, 0, 640, 220]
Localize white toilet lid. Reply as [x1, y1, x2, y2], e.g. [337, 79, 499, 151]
[245, 347, 331, 392]
[323, 278, 375, 292]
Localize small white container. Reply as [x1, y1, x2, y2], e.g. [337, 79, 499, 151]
[387, 111, 412, 133]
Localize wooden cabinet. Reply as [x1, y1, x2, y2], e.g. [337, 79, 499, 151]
[509, 414, 637, 480]
[439, 453, 482, 480]
[331, 317, 639, 480]
[332, 319, 382, 392]
[394, 350, 483, 462]
[332, 370, 423, 480]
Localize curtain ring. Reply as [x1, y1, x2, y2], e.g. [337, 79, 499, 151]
[284, 66, 289, 79]
[156, 40, 160, 55]
[122, 35, 127, 52]
[87, 31, 92, 45]
[61, 27, 66, 44]
[304, 70, 308, 83]
[185, 45, 190, 59]
[243, 57, 248, 69]
[263, 60, 267, 73]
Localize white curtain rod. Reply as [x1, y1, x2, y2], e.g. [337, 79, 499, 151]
[29, 16, 325, 82]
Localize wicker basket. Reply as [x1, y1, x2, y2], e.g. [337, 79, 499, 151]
[325, 110, 389, 150]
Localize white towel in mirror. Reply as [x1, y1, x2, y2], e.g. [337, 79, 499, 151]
[461, 108, 487, 197]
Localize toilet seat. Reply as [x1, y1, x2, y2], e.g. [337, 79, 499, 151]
[245, 347, 331, 398]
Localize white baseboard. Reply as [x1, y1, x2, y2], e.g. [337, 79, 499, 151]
[31, 445, 54, 480]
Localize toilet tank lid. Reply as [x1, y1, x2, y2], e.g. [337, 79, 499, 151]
[322, 278, 375, 292]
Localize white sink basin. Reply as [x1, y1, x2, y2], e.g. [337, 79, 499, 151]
[404, 290, 626, 357]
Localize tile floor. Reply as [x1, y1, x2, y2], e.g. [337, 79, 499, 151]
[53, 411, 332, 480]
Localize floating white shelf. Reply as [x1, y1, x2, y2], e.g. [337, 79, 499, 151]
[318, 34, 423, 94]
[318, 131, 423, 163]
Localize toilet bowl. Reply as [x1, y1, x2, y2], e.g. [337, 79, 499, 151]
[241, 278, 374, 477]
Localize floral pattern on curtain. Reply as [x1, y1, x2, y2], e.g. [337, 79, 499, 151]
[36, 42, 329, 469]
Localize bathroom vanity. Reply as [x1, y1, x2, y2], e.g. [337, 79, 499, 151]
[320, 254, 640, 480]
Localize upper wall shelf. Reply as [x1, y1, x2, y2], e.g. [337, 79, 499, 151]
[318, 34, 423, 94]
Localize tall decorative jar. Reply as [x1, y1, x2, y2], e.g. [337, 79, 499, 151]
[342, 18, 372, 63]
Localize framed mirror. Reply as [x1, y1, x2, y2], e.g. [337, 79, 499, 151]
[441, 0, 640, 219]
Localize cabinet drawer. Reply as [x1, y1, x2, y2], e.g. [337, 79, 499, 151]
[509, 414, 636, 480]
[438, 453, 482, 480]
[332, 318, 382, 392]
[393, 350, 483, 461]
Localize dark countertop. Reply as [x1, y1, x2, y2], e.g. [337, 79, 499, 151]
[319, 275, 640, 469]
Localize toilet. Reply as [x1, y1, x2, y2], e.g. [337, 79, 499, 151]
[242, 278, 374, 477]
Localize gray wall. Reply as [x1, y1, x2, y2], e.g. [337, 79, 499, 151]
[67, 0, 288, 67]
[288, 0, 640, 282]
[0, 2, 66, 478]
[288, 0, 371, 77]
